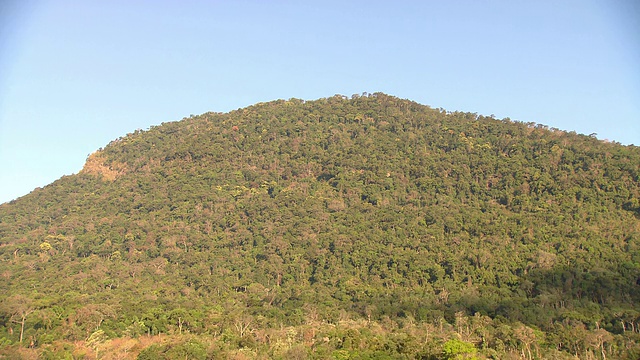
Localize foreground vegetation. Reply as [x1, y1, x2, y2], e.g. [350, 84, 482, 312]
[1, 93, 639, 359]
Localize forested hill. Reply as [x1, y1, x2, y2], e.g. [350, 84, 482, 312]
[1, 93, 640, 359]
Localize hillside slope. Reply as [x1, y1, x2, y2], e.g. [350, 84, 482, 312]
[1, 93, 640, 359]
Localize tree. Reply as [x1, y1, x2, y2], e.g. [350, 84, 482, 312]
[86, 329, 107, 359]
[1, 295, 36, 344]
[514, 324, 537, 360]
[442, 338, 477, 360]
[586, 328, 613, 360]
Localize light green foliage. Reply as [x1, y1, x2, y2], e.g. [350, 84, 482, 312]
[39, 242, 52, 252]
[443, 339, 477, 359]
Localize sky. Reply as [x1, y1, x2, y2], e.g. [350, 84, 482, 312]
[0, 0, 638, 204]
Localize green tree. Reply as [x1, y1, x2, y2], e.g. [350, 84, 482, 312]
[442, 339, 477, 360]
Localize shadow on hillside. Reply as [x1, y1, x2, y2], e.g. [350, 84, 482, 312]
[478, 262, 640, 332]
[525, 263, 640, 305]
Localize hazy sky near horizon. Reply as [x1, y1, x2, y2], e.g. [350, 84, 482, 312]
[0, 0, 639, 204]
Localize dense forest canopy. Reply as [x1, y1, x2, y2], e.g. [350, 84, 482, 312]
[1, 93, 639, 359]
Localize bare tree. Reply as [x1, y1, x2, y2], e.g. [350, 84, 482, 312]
[234, 313, 254, 337]
[1, 295, 36, 343]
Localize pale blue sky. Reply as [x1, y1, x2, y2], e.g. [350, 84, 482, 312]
[0, 0, 638, 204]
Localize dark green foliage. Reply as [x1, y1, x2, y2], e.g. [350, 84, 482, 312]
[1, 93, 639, 358]
[136, 344, 163, 360]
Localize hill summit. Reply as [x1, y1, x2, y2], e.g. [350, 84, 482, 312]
[1, 93, 639, 359]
